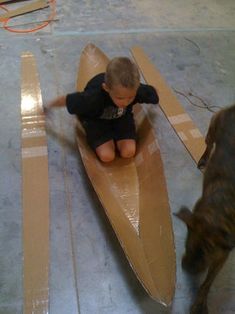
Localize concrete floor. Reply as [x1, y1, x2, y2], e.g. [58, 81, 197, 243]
[0, 1, 235, 313]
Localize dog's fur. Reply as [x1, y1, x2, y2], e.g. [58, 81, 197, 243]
[175, 105, 235, 314]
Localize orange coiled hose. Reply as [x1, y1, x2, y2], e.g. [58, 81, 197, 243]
[0, 0, 56, 33]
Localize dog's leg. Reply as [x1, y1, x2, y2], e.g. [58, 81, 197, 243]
[197, 112, 220, 170]
[190, 250, 229, 314]
[197, 145, 214, 170]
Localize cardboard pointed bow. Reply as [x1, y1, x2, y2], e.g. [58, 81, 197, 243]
[76, 43, 176, 305]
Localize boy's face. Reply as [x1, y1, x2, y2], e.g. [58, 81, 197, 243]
[102, 83, 138, 108]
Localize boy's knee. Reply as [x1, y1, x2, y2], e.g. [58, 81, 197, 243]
[120, 146, 136, 159]
[98, 150, 115, 163]
[95, 140, 115, 162]
[118, 140, 136, 159]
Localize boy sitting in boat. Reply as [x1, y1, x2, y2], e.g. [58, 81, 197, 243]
[46, 56, 159, 162]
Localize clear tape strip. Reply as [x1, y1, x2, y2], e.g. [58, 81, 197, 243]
[22, 114, 45, 120]
[190, 128, 203, 138]
[168, 113, 191, 125]
[135, 152, 144, 166]
[148, 141, 158, 155]
[22, 146, 48, 158]
[22, 120, 45, 126]
[22, 128, 46, 138]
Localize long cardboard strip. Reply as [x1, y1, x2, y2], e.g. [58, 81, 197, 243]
[21, 52, 49, 314]
[131, 46, 206, 164]
[0, 0, 32, 3]
[0, 0, 49, 21]
[0, 0, 17, 3]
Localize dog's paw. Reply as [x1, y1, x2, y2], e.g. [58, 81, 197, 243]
[197, 157, 207, 171]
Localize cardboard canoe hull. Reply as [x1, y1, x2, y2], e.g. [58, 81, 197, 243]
[76, 43, 176, 305]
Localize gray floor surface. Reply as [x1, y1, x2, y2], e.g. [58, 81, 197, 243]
[0, 1, 235, 313]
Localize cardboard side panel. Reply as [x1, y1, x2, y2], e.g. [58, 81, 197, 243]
[76, 126, 160, 298]
[131, 46, 206, 163]
[134, 105, 176, 304]
[21, 52, 49, 314]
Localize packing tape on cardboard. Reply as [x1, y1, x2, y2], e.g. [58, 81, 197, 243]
[22, 114, 45, 121]
[131, 46, 206, 163]
[22, 127, 46, 138]
[22, 146, 48, 158]
[168, 113, 191, 125]
[21, 52, 49, 314]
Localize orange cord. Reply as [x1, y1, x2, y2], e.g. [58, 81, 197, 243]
[0, 0, 56, 33]
[0, 3, 8, 13]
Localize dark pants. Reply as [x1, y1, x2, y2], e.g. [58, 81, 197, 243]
[80, 113, 136, 150]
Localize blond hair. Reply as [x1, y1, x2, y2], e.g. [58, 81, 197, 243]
[105, 57, 140, 89]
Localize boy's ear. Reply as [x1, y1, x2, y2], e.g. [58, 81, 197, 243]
[102, 82, 109, 92]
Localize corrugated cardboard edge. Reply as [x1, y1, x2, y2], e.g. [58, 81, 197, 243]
[21, 52, 49, 314]
[130, 46, 206, 164]
[0, 0, 49, 21]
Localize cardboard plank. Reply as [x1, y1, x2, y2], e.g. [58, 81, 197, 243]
[0, 0, 32, 3]
[0, 0, 49, 21]
[131, 46, 206, 164]
[0, 0, 17, 3]
[21, 52, 49, 314]
[76, 43, 176, 305]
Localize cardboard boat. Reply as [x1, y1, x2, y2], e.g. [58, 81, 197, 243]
[76, 43, 176, 305]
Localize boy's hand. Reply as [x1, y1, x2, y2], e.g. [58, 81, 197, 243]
[43, 103, 54, 124]
[44, 95, 66, 110]
[43, 104, 51, 115]
[43, 95, 66, 118]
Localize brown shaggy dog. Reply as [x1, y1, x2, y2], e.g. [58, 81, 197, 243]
[175, 105, 235, 314]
